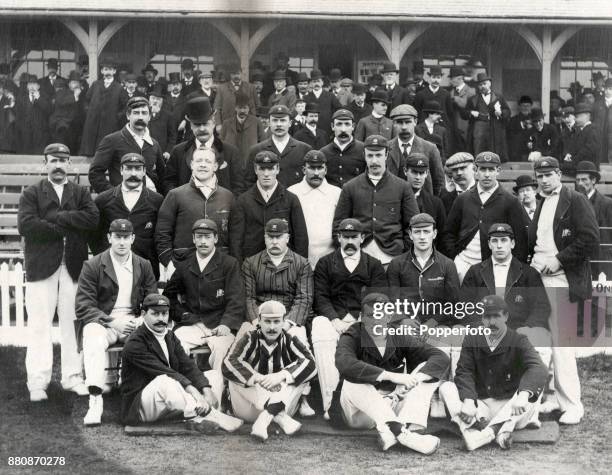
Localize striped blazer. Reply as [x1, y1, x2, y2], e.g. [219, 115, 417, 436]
[223, 328, 317, 386]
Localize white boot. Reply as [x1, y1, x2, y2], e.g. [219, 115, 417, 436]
[203, 407, 243, 432]
[461, 427, 495, 451]
[83, 395, 103, 426]
[273, 411, 302, 435]
[298, 397, 316, 418]
[30, 389, 48, 402]
[251, 410, 274, 441]
[396, 428, 440, 455]
[377, 428, 398, 452]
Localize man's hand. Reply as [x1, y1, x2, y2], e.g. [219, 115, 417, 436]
[384, 372, 419, 390]
[470, 110, 480, 118]
[258, 372, 287, 391]
[109, 317, 138, 336]
[186, 385, 210, 415]
[163, 152, 170, 160]
[331, 318, 351, 334]
[282, 320, 294, 332]
[540, 256, 562, 275]
[214, 325, 231, 337]
[202, 387, 219, 409]
[563, 153, 572, 162]
[460, 399, 477, 424]
[511, 391, 530, 416]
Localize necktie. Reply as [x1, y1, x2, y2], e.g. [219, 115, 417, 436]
[402, 143, 409, 160]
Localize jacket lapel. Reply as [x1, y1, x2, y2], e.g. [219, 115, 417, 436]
[60, 182, 73, 207]
[480, 260, 496, 293]
[505, 258, 523, 296]
[184, 142, 196, 172]
[101, 251, 118, 285]
[42, 180, 60, 206]
[553, 187, 571, 232]
[131, 256, 141, 305]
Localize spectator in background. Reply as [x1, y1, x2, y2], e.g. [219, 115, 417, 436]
[148, 86, 177, 160]
[49, 70, 86, 154]
[293, 102, 329, 150]
[15, 75, 52, 154]
[415, 100, 451, 161]
[347, 83, 372, 125]
[507, 95, 533, 161]
[214, 64, 257, 126]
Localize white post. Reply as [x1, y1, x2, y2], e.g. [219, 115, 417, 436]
[13, 262, 24, 329]
[0, 262, 9, 329]
[88, 20, 98, 85]
[541, 26, 553, 123]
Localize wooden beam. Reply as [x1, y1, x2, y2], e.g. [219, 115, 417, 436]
[97, 20, 128, 54]
[239, 19, 250, 80]
[398, 24, 429, 62]
[541, 26, 553, 122]
[248, 20, 280, 59]
[209, 19, 241, 61]
[513, 25, 543, 63]
[361, 24, 392, 62]
[551, 26, 581, 59]
[61, 19, 89, 52]
[390, 23, 401, 66]
[87, 20, 98, 86]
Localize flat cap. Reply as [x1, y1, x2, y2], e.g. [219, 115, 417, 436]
[338, 218, 362, 235]
[192, 218, 218, 234]
[142, 293, 170, 310]
[265, 218, 289, 235]
[332, 108, 354, 122]
[488, 222, 514, 238]
[410, 213, 436, 228]
[446, 152, 474, 169]
[303, 150, 327, 165]
[475, 151, 501, 167]
[481, 294, 508, 315]
[362, 292, 391, 307]
[363, 134, 388, 150]
[340, 78, 354, 87]
[533, 156, 559, 172]
[259, 300, 286, 318]
[405, 153, 429, 170]
[269, 104, 291, 117]
[44, 143, 70, 158]
[254, 150, 279, 166]
[120, 153, 145, 165]
[389, 104, 418, 120]
[109, 218, 134, 234]
[126, 96, 150, 111]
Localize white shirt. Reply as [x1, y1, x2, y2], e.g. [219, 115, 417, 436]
[399, 137, 414, 156]
[103, 77, 114, 88]
[482, 93, 491, 105]
[477, 183, 498, 205]
[121, 184, 142, 211]
[126, 124, 154, 149]
[196, 136, 214, 150]
[306, 124, 317, 135]
[110, 252, 133, 316]
[532, 185, 562, 275]
[485, 327, 507, 352]
[288, 178, 342, 269]
[425, 119, 435, 135]
[334, 138, 352, 151]
[313, 89, 323, 99]
[429, 86, 439, 94]
[524, 205, 536, 220]
[257, 181, 278, 202]
[196, 249, 216, 273]
[193, 174, 217, 199]
[368, 174, 382, 185]
[341, 249, 361, 273]
[372, 111, 384, 119]
[272, 135, 290, 154]
[268, 249, 288, 267]
[48, 178, 67, 202]
[492, 257, 512, 295]
[144, 321, 169, 364]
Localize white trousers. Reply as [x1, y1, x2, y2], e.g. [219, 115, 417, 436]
[454, 253, 481, 285]
[25, 264, 83, 392]
[311, 316, 341, 412]
[228, 381, 305, 423]
[174, 322, 235, 371]
[340, 379, 440, 431]
[138, 370, 224, 422]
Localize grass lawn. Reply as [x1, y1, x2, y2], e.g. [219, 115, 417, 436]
[1, 346, 611, 475]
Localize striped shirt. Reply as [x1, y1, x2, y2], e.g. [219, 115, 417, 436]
[223, 328, 317, 386]
[242, 249, 314, 325]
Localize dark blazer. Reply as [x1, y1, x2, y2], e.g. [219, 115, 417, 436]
[163, 137, 245, 194]
[461, 257, 551, 330]
[15, 92, 52, 154]
[415, 189, 447, 241]
[443, 185, 529, 262]
[570, 123, 601, 167]
[220, 114, 266, 168]
[243, 137, 312, 192]
[18, 179, 99, 282]
[163, 250, 245, 331]
[528, 186, 599, 301]
[49, 88, 85, 153]
[347, 101, 373, 126]
[229, 183, 308, 262]
[314, 250, 387, 321]
[88, 126, 166, 194]
[74, 249, 158, 349]
[292, 126, 329, 150]
[303, 90, 341, 134]
[376, 84, 411, 113]
[148, 108, 178, 154]
[80, 79, 123, 156]
[454, 329, 547, 402]
[120, 325, 210, 425]
[319, 139, 366, 188]
[39, 75, 65, 99]
[414, 87, 454, 130]
[589, 189, 612, 277]
[336, 322, 450, 392]
[415, 122, 450, 161]
[466, 91, 511, 161]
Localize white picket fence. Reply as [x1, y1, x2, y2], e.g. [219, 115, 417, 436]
[0, 261, 610, 356]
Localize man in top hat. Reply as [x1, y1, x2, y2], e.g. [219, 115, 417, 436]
[214, 64, 257, 125]
[147, 86, 177, 159]
[334, 135, 419, 267]
[15, 74, 52, 154]
[39, 58, 64, 99]
[378, 61, 410, 112]
[80, 60, 124, 156]
[310, 218, 387, 418]
[292, 102, 329, 150]
[250, 69, 265, 106]
[593, 77, 612, 164]
[119, 73, 146, 116]
[412, 60, 429, 92]
[180, 58, 199, 97]
[91, 153, 164, 279]
[524, 108, 559, 161]
[355, 90, 394, 142]
[303, 69, 342, 135]
[414, 66, 453, 129]
[165, 71, 185, 114]
[402, 153, 446, 234]
[141, 63, 163, 96]
[443, 151, 529, 282]
[415, 100, 451, 161]
[18, 143, 99, 402]
[387, 104, 445, 196]
[513, 174, 539, 221]
[268, 70, 297, 112]
[220, 91, 266, 169]
[89, 96, 166, 194]
[319, 108, 366, 188]
[120, 292, 243, 433]
[507, 95, 534, 161]
[449, 66, 475, 152]
[439, 152, 476, 214]
[528, 156, 599, 424]
[49, 70, 86, 153]
[288, 150, 342, 268]
[439, 294, 548, 451]
[163, 218, 244, 369]
[575, 160, 612, 277]
[76, 218, 158, 425]
[163, 96, 243, 194]
[347, 83, 372, 125]
[230, 151, 308, 262]
[466, 73, 511, 161]
[566, 102, 602, 167]
[243, 104, 312, 191]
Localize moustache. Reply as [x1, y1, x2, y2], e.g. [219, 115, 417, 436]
[154, 322, 167, 327]
[338, 132, 349, 138]
[127, 176, 141, 182]
[343, 244, 358, 252]
[134, 119, 147, 127]
[52, 168, 66, 175]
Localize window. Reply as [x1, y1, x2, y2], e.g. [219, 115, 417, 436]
[149, 54, 215, 78]
[289, 57, 313, 75]
[560, 58, 610, 101]
[12, 49, 76, 82]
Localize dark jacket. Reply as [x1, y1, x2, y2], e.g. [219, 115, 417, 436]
[589, 189, 612, 277]
[415, 122, 450, 161]
[92, 185, 163, 275]
[314, 250, 387, 320]
[415, 189, 447, 242]
[15, 92, 52, 154]
[354, 114, 395, 142]
[293, 126, 329, 150]
[376, 85, 411, 113]
[243, 137, 312, 192]
[387, 248, 461, 326]
[527, 123, 560, 159]
[528, 186, 599, 301]
[336, 322, 450, 392]
[414, 87, 454, 131]
[229, 183, 308, 262]
[467, 91, 511, 161]
[79, 79, 123, 156]
[593, 99, 612, 164]
[347, 101, 373, 126]
[49, 88, 86, 153]
[570, 123, 601, 167]
[319, 139, 366, 188]
[88, 126, 166, 194]
[333, 172, 419, 257]
[454, 329, 547, 402]
[120, 325, 210, 425]
[443, 185, 529, 262]
[74, 250, 158, 350]
[155, 179, 235, 267]
[303, 90, 341, 134]
[18, 179, 99, 282]
[163, 250, 245, 330]
[220, 114, 266, 168]
[506, 113, 531, 161]
[162, 136, 244, 194]
[148, 108, 178, 154]
[461, 257, 551, 329]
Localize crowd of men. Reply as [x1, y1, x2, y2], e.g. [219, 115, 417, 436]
[14, 52, 608, 453]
